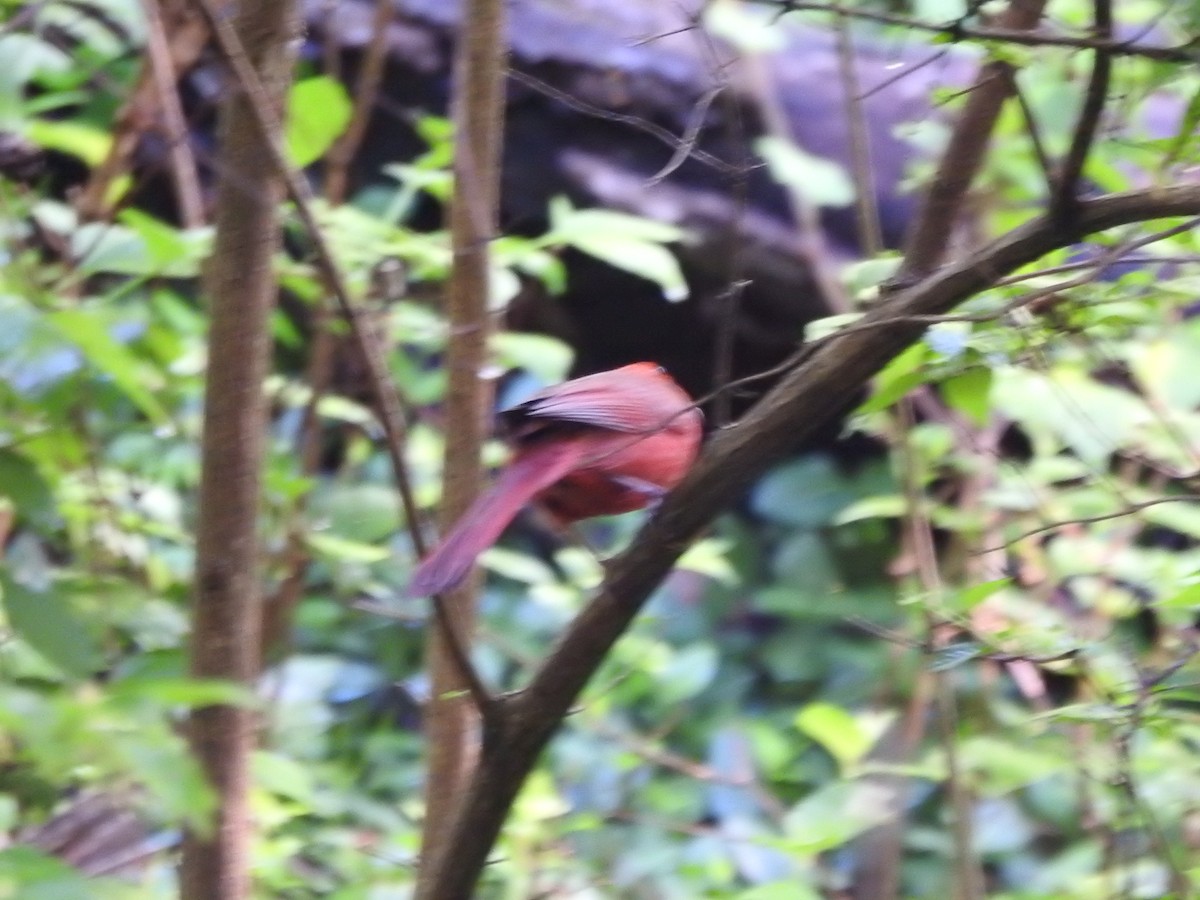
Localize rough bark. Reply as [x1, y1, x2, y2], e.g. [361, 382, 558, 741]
[179, 1, 297, 897]
[416, 0, 507, 892]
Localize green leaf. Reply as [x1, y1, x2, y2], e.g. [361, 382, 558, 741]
[804, 312, 865, 343]
[546, 197, 685, 244]
[1165, 83, 1200, 168]
[570, 234, 689, 301]
[992, 366, 1149, 464]
[110, 676, 256, 708]
[796, 703, 890, 773]
[942, 366, 993, 426]
[117, 209, 211, 277]
[834, 494, 906, 525]
[254, 750, 315, 804]
[1129, 328, 1200, 411]
[752, 455, 862, 527]
[782, 780, 898, 853]
[0, 571, 102, 678]
[0, 846, 92, 899]
[285, 76, 353, 167]
[951, 577, 1011, 612]
[656, 644, 719, 704]
[0, 449, 57, 532]
[47, 309, 167, 423]
[930, 642, 982, 672]
[0, 33, 72, 88]
[1157, 580, 1200, 610]
[72, 218, 205, 278]
[25, 119, 110, 167]
[757, 136, 855, 208]
[543, 197, 689, 300]
[491, 332, 574, 384]
[316, 483, 402, 544]
[676, 538, 738, 585]
[307, 532, 391, 564]
[857, 343, 929, 414]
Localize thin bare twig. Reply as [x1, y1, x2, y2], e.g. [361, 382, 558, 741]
[78, 0, 211, 221]
[507, 68, 747, 177]
[894, 400, 984, 900]
[1051, 0, 1113, 220]
[835, 15, 883, 256]
[985, 496, 1195, 551]
[1008, 70, 1055, 190]
[646, 85, 723, 186]
[323, 0, 395, 202]
[688, 4, 751, 427]
[767, 0, 1197, 63]
[190, 0, 493, 717]
[265, 0, 401, 655]
[897, 0, 1050, 282]
[140, 0, 204, 227]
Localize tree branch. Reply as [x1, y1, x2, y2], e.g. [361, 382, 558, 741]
[323, 0, 394, 203]
[417, 181, 1200, 897]
[899, 0, 1050, 281]
[1050, 0, 1113, 220]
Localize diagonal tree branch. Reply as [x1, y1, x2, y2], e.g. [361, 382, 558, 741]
[420, 181, 1200, 898]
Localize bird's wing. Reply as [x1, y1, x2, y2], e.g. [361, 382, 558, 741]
[507, 367, 692, 434]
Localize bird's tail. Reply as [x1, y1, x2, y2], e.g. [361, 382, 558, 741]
[405, 440, 585, 597]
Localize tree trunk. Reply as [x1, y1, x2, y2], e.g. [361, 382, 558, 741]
[416, 0, 507, 893]
[180, 1, 297, 897]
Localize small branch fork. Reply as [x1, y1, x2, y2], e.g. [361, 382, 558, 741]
[1051, 0, 1114, 222]
[190, 0, 492, 716]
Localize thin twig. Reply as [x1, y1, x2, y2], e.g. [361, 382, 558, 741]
[1051, 0, 1113, 221]
[857, 48, 949, 101]
[690, 3, 751, 428]
[190, 0, 493, 717]
[767, 0, 1196, 63]
[985, 496, 1194, 551]
[897, 0, 1050, 282]
[507, 68, 748, 177]
[646, 85, 722, 186]
[894, 400, 984, 900]
[1008, 70, 1055, 191]
[140, 0, 205, 227]
[323, 0, 395, 203]
[835, 14, 883, 256]
[265, 0, 401, 653]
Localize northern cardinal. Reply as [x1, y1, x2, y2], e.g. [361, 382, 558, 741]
[406, 362, 703, 596]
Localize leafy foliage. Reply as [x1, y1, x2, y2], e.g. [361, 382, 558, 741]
[0, 0, 1199, 897]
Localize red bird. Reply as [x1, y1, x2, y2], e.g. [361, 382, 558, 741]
[407, 363, 703, 596]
